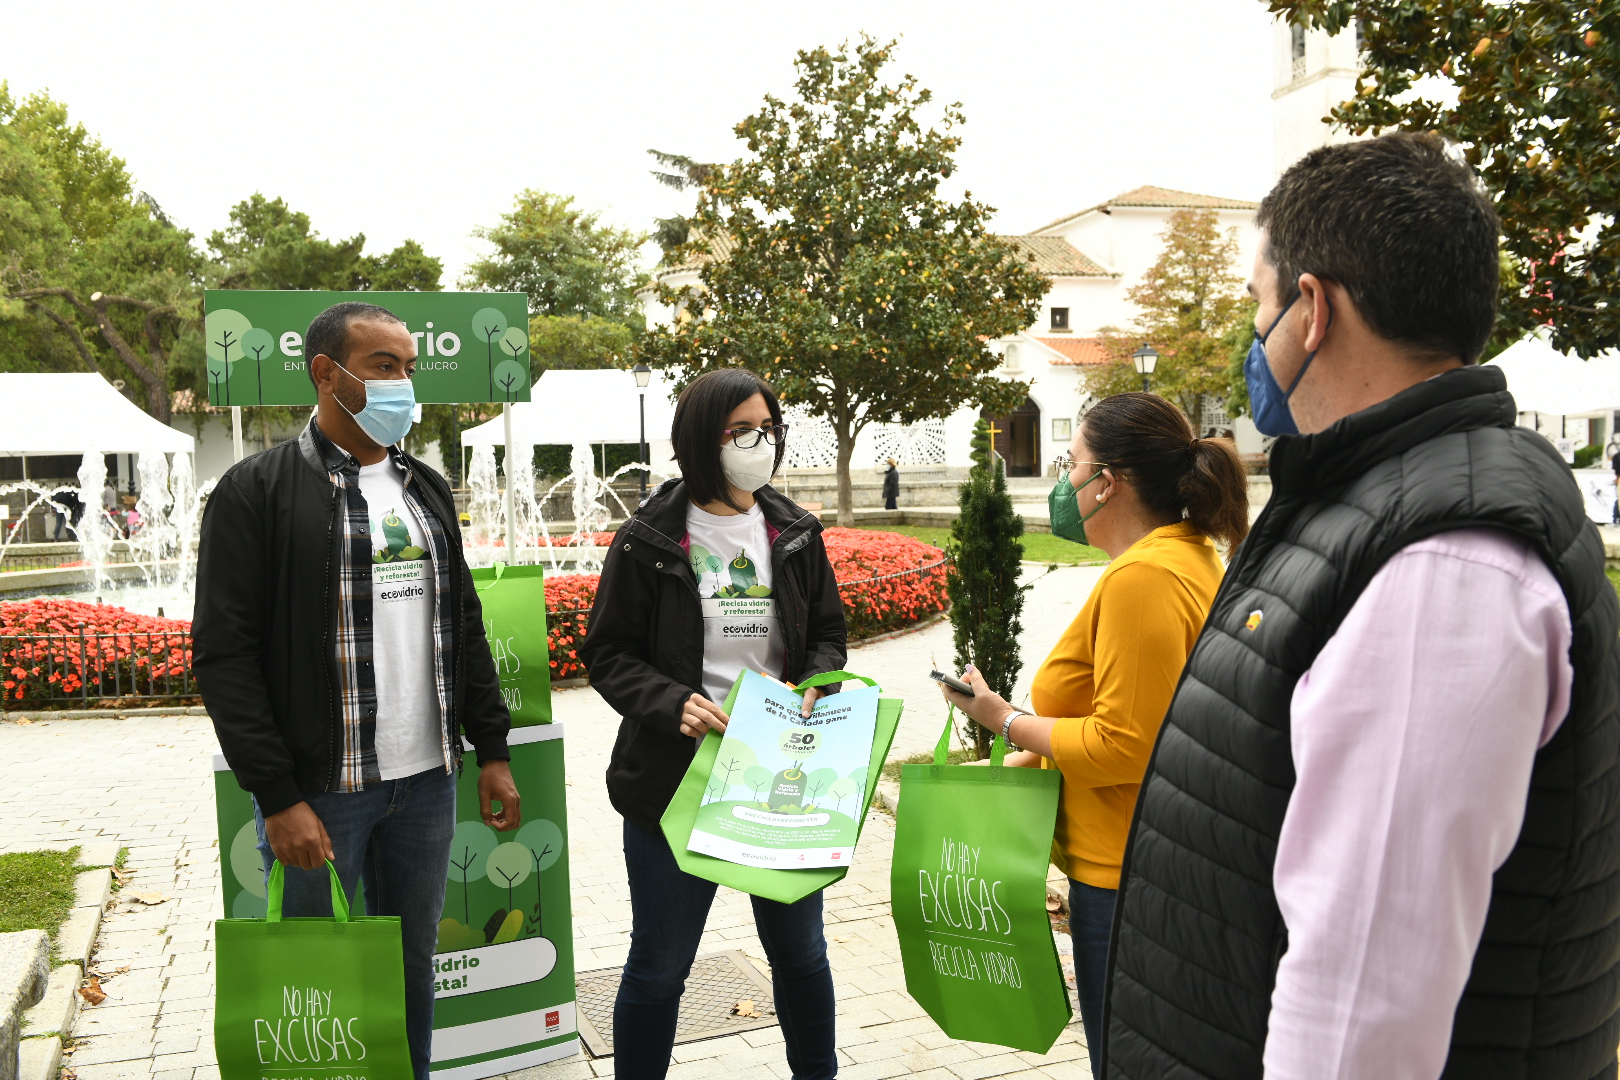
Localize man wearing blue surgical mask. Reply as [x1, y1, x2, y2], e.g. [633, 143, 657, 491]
[194, 302, 520, 1080]
[1103, 134, 1620, 1080]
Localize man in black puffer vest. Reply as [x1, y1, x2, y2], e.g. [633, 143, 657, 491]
[1105, 134, 1620, 1079]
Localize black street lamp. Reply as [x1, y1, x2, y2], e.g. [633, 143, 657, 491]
[633, 363, 652, 498]
[1132, 343, 1159, 394]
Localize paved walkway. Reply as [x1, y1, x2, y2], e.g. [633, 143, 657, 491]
[0, 565, 1104, 1080]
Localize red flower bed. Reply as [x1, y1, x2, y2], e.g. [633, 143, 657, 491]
[544, 574, 599, 681]
[538, 530, 948, 682]
[534, 532, 616, 548]
[1, 599, 194, 705]
[822, 528, 949, 639]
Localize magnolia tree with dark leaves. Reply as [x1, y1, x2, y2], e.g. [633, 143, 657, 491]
[637, 36, 1049, 525]
[1271, 0, 1619, 358]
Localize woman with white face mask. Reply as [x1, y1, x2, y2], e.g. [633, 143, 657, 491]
[581, 368, 848, 1080]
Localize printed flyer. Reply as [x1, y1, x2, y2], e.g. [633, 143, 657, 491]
[686, 669, 880, 869]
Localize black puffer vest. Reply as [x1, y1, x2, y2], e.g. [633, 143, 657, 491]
[1106, 365, 1620, 1079]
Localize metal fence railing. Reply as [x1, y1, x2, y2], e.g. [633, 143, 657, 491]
[1, 627, 197, 709]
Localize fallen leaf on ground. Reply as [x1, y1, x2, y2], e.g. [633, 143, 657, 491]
[78, 978, 106, 1005]
[123, 892, 168, 906]
[732, 999, 762, 1019]
[112, 868, 134, 885]
[1045, 896, 1061, 913]
[832, 936, 850, 944]
[14, 718, 33, 725]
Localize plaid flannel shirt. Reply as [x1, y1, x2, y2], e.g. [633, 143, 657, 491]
[307, 420, 456, 791]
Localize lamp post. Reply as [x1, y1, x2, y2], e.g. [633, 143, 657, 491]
[1132, 343, 1159, 394]
[633, 363, 652, 499]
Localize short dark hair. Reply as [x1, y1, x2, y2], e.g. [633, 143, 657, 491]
[304, 302, 404, 386]
[671, 368, 784, 511]
[1081, 392, 1249, 549]
[1258, 132, 1500, 362]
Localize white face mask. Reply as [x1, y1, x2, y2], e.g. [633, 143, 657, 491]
[720, 439, 777, 492]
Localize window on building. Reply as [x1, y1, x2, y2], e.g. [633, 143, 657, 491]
[1291, 24, 1306, 60]
[1354, 19, 1365, 52]
[1050, 307, 1070, 331]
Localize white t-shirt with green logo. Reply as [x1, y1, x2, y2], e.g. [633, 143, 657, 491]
[686, 502, 785, 705]
[357, 459, 444, 780]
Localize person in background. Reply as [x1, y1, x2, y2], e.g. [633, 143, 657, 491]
[940, 392, 1248, 1078]
[882, 456, 900, 510]
[193, 301, 520, 1080]
[1106, 133, 1618, 1079]
[582, 368, 848, 1080]
[1609, 437, 1620, 524]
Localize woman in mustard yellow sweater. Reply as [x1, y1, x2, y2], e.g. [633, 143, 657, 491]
[943, 393, 1249, 1074]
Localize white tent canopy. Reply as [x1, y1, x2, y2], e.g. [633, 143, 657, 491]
[460, 369, 678, 448]
[0, 373, 195, 456]
[1485, 336, 1620, 417]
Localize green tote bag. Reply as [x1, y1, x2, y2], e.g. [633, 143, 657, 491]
[891, 708, 1072, 1053]
[470, 561, 552, 726]
[660, 669, 903, 905]
[215, 861, 413, 1080]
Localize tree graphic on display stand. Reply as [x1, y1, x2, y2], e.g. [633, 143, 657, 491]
[485, 841, 533, 914]
[241, 327, 274, 406]
[516, 819, 564, 938]
[446, 820, 498, 924]
[471, 307, 509, 401]
[205, 308, 253, 406]
[745, 765, 773, 804]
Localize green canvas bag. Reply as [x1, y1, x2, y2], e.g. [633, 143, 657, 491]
[470, 561, 552, 726]
[660, 669, 902, 905]
[891, 707, 1072, 1053]
[215, 861, 413, 1080]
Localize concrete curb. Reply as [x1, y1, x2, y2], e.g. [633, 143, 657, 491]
[18, 846, 118, 1080]
[3, 706, 208, 721]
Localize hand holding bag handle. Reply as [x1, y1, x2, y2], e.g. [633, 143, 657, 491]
[937, 703, 1007, 767]
[265, 859, 350, 923]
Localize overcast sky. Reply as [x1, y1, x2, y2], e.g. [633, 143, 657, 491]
[1, 0, 1278, 282]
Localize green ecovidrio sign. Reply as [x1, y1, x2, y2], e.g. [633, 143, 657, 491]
[203, 290, 531, 406]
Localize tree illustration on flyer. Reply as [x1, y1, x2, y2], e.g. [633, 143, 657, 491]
[688, 669, 880, 869]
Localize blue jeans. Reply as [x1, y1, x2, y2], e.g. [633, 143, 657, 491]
[615, 820, 837, 1080]
[254, 767, 456, 1080]
[1068, 879, 1117, 1080]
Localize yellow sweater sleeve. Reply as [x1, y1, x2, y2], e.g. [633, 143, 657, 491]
[1047, 560, 1198, 789]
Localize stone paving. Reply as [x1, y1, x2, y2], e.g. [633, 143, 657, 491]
[0, 564, 1105, 1080]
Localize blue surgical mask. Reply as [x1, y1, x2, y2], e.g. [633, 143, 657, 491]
[336, 364, 416, 447]
[1244, 294, 1332, 437]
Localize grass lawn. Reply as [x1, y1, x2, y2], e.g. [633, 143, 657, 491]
[1608, 567, 1620, 606]
[0, 847, 81, 954]
[853, 524, 1107, 565]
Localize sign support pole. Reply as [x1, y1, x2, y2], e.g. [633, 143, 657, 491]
[231, 406, 244, 463]
[503, 402, 518, 564]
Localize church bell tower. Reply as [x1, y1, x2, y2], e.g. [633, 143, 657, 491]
[1272, 18, 1362, 177]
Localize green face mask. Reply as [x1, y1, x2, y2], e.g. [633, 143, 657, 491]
[1048, 469, 1107, 545]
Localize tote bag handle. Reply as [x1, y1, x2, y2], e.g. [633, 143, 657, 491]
[795, 669, 878, 693]
[474, 560, 508, 592]
[935, 704, 1007, 767]
[266, 860, 350, 923]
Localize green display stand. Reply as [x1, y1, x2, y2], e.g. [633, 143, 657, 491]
[214, 725, 578, 1078]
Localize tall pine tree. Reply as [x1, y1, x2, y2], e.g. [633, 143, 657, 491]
[946, 418, 1025, 758]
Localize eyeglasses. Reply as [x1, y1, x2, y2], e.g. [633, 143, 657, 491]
[724, 424, 790, 449]
[1053, 454, 1108, 474]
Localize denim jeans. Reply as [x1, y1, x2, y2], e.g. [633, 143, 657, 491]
[253, 767, 456, 1080]
[1068, 879, 1118, 1080]
[614, 820, 837, 1080]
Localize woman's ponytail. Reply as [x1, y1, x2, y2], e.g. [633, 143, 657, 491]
[1079, 393, 1250, 550]
[1179, 437, 1249, 549]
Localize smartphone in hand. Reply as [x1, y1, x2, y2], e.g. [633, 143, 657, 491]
[930, 669, 975, 696]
